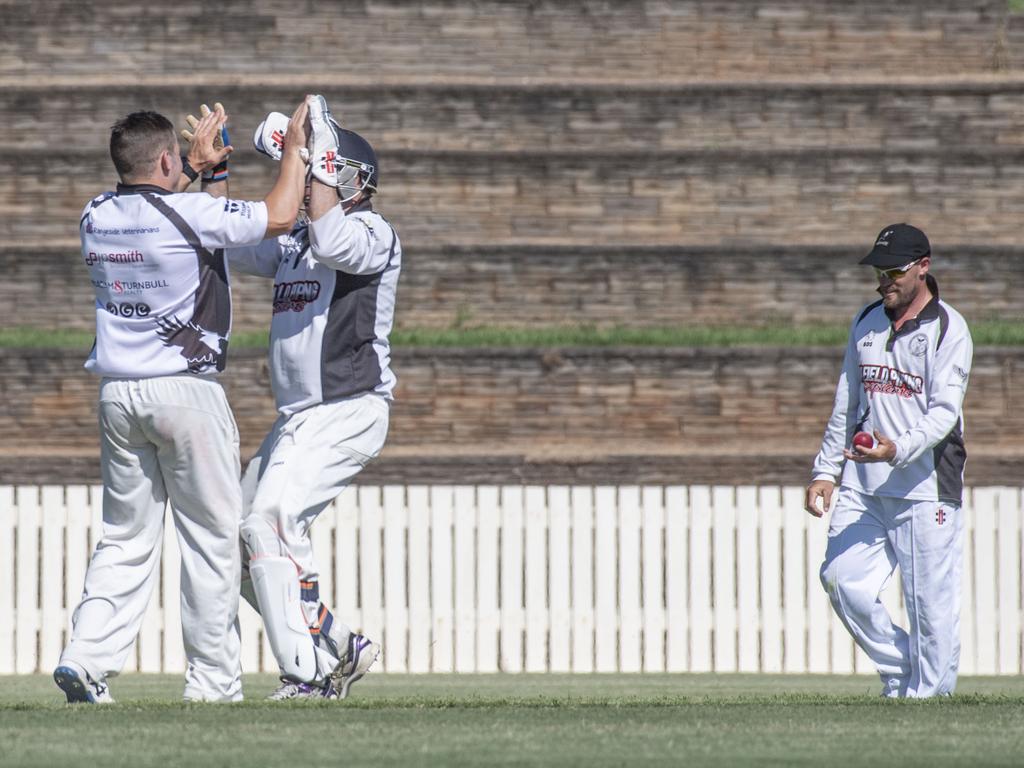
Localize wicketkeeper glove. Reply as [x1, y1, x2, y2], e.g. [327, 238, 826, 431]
[253, 111, 310, 163]
[307, 94, 341, 188]
[181, 102, 230, 183]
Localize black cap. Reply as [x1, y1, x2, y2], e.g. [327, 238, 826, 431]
[860, 223, 931, 268]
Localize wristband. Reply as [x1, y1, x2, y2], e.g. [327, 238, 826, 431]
[203, 160, 229, 183]
[202, 125, 231, 182]
[180, 156, 199, 183]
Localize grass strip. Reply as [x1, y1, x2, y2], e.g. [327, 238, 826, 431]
[2, 321, 1024, 349]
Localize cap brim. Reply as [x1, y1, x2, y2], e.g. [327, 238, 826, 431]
[859, 249, 929, 268]
[859, 250, 907, 268]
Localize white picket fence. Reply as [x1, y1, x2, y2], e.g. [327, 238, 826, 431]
[1, 484, 1021, 676]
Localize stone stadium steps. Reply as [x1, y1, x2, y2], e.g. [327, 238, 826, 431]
[0, 0, 1014, 80]
[7, 78, 1024, 152]
[1, 346, 1020, 485]
[6, 146, 1024, 245]
[6, 242, 1023, 333]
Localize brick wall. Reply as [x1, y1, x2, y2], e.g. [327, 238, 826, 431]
[10, 147, 1024, 246]
[1, 347, 1019, 463]
[0, 1, 1013, 80]
[9, 82, 1024, 153]
[8, 243, 1024, 332]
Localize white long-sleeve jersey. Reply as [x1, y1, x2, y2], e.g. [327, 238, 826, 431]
[80, 184, 269, 377]
[812, 276, 973, 504]
[227, 202, 401, 415]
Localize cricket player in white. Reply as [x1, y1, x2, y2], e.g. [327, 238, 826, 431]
[54, 99, 310, 703]
[226, 96, 399, 699]
[806, 224, 973, 698]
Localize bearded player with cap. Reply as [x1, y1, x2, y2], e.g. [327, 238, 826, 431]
[804, 223, 973, 698]
[225, 95, 400, 700]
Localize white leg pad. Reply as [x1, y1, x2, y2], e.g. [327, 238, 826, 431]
[248, 556, 319, 683]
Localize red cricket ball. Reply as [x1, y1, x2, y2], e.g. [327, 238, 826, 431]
[852, 431, 875, 450]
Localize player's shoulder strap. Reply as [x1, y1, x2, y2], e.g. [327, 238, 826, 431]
[140, 192, 221, 271]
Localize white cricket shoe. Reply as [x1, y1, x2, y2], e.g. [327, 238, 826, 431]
[266, 678, 338, 701]
[880, 674, 908, 698]
[329, 633, 380, 699]
[54, 661, 115, 704]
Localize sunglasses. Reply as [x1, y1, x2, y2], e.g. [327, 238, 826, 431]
[873, 258, 922, 280]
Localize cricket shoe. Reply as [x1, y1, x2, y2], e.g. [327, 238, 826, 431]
[266, 678, 338, 701]
[54, 661, 115, 704]
[329, 633, 380, 699]
[880, 674, 909, 698]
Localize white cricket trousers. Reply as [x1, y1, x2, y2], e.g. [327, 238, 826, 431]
[60, 375, 243, 702]
[820, 487, 965, 698]
[241, 392, 389, 581]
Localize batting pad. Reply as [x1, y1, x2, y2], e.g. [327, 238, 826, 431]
[249, 556, 320, 683]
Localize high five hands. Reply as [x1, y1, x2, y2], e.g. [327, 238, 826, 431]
[181, 103, 233, 172]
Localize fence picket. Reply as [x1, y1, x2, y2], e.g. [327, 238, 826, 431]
[454, 486, 477, 672]
[358, 486, 385, 653]
[429, 486, 454, 671]
[665, 486, 689, 672]
[959, 489, 977, 676]
[735, 486, 759, 673]
[712, 486, 737, 672]
[63, 486, 89, 641]
[570, 487, 595, 672]
[996, 488, 1020, 674]
[407, 486, 432, 673]
[641, 487, 666, 673]
[311, 505, 334, 629]
[336, 494, 361, 639]
[973, 488, 998, 675]
[0, 486, 15, 673]
[619, 486, 642, 673]
[689, 486, 712, 672]
[524, 487, 548, 673]
[39, 487, 65, 672]
[15, 487, 41, 674]
[805, 501, 830, 674]
[475, 486, 501, 673]
[594, 487, 618, 672]
[499, 486, 525, 672]
[758, 487, 783, 673]
[781, 487, 807, 673]
[548, 486, 572, 673]
[383, 485, 409, 672]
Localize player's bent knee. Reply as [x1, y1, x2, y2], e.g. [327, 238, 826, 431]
[240, 514, 284, 559]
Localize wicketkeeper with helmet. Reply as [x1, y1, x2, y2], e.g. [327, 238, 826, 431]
[223, 95, 401, 699]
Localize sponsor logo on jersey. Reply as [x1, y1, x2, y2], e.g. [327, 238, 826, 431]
[272, 279, 321, 314]
[84, 249, 145, 266]
[91, 278, 169, 295]
[155, 315, 226, 374]
[85, 223, 160, 236]
[909, 333, 929, 358]
[860, 364, 923, 398]
[223, 199, 255, 219]
[104, 301, 151, 318]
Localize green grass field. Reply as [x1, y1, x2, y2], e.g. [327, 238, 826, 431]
[3, 674, 1024, 767]
[3, 320, 1024, 350]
